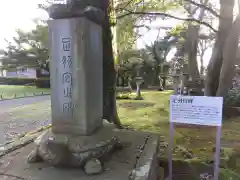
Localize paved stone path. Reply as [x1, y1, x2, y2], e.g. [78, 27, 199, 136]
[0, 96, 51, 146]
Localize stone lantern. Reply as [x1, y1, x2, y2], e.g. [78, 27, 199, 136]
[133, 63, 144, 99]
[158, 75, 163, 91]
[159, 62, 170, 90]
[173, 69, 181, 95]
[180, 63, 189, 94]
[134, 76, 144, 100]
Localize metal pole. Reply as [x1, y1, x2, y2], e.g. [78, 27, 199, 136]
[168, 122, 174, 180]
[214, 126, 222, 180]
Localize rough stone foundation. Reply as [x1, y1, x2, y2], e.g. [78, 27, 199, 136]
[0, 124, 160, 180]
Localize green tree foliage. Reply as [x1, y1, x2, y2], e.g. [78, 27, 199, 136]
[1, 21, 49, 71]
[116, 22, 187, 84]
[115, 0, 181, 58]
[118, 48, 154, 78]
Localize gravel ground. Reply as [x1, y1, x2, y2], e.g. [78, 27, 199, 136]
[0, 96, 51, 145]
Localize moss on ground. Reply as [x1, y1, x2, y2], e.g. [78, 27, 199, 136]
[159, 157, 240, 180]
[118, 91, 240, 177]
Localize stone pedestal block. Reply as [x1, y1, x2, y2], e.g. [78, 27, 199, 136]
[48, 17, 103, 135]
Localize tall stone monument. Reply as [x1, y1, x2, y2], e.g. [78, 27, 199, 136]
[27, 2, 119, 171]
[26, 2, 160, 180]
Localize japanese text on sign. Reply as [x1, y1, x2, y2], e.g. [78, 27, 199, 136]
[170, 95, 223, 126]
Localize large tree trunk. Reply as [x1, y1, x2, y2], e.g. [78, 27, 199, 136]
[205, 0, 235, 96]
[185, 0, 208, 81]
[216, 14, 240, 97]
[100, 0, 122, 128]
[199, 40, 207, 75]
[154, 65, 161, 85]
[186, 25, 200, 80]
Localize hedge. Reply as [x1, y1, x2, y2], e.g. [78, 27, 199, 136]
[35, 78, 50, 88]
[0, 77, 50, 88]
[0, 77, 35, 86]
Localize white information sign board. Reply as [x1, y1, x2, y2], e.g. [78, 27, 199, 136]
[170, 95, 223, 126]
[168, 95, 223, 180]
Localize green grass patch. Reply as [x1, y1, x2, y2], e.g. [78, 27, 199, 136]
[0, 85, 50, 99]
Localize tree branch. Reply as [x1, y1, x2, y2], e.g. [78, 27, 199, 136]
[117, 9, 217, 32]
[183, 0, 220, 18]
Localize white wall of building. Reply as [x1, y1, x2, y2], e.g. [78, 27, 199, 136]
[1, 67, 37, 78]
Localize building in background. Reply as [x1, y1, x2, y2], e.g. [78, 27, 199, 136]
[3, 67, 37, 78]
[0, 66, 49, 79]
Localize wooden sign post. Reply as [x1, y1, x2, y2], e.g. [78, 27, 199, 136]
[168, 95, 223, 180]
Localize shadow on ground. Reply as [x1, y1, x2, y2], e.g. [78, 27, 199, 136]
[118, 101, 155, 110]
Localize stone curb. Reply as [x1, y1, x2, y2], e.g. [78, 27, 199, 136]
[0, 124, 52, 158]
[0, 93, 50, 102]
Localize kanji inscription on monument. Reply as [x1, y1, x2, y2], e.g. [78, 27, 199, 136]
[62, 102, 73, 115]
[62, 55, 72, 68]
[60, 37, 73, 116]
[62, 37, 71, 51]
[64, 87, 72, 97]
[62, 72, 72, 84]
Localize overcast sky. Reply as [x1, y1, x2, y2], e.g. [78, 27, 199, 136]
[0, 0, 182, 49]
[0, 0, 48, 48]
[1, 0, 236, 66]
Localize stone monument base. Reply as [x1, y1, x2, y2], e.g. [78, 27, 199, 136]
[1, 123, 160, 180]
[27, 123, 123, 174]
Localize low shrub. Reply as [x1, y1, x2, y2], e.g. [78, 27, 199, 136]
[0, 77, 35, 86]
[224, 89, 240, 107]
[35, 78, 50, 88]
[116, 93, 131, 100]
[0, 77, 50, 88]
